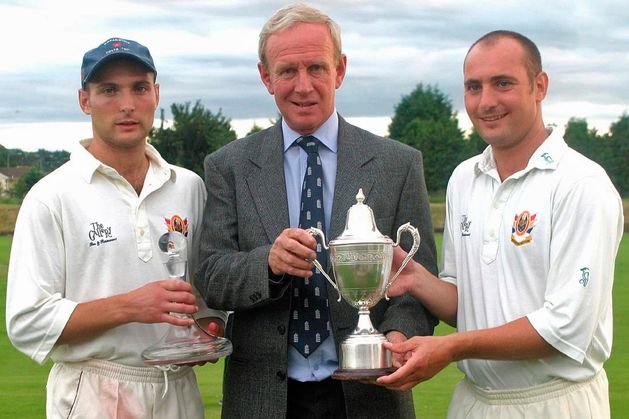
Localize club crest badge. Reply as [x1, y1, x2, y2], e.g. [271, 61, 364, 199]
[165, 215, 189, 237]
[511, 210, 536, 246]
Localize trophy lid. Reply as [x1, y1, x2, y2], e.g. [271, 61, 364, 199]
[330, 189, 393, 245]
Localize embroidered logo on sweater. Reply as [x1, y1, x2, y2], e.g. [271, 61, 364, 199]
[88, 221, 118, 247]
[165, 215, 189, 236]
[511, 211, 536, 246]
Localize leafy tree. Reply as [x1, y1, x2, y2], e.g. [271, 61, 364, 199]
[560, 115, 629, 197]
[0, 147, 69, 173]
[606, 113, 629, 196]
[150, 109, 178, 164]
[564, 117, 599, 158]
[464, 128, 487, 157]
[564, 118, 615, 182]
[246, 115, 280, 137]
[400, 118, 465, 193]
[246, 123, 264, 137]
[389, 83, 459, 140]
[36, 149, 70, 172]
[389, 84, 465, 193]
[10, 167, 45, 198]
[0, 148, 28, 167]
[0, 148, 69, 199]
[149, 101, 237, 177]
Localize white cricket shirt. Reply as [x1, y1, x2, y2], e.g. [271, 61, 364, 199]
[441, 128, 623, 389]
[6, 140, 226, 366]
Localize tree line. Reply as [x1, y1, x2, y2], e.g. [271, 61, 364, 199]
[388, 84, 629, 196]
[2, 85, 627, 200]
[151, 85, 628, 197]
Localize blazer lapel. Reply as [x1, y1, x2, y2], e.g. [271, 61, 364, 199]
[242, 116, 379, 253]
[245, 123, 290, 243]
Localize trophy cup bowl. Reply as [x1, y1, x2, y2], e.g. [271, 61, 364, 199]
[141, 231, 232, 366]
[308, 189, 420, 380]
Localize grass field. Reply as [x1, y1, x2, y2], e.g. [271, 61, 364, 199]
[1, 234, 627, 418]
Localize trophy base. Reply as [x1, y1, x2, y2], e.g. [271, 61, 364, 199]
[334, 332, 393, 379]
[332, 367, 396, 381]
[142, 334, 233, 366]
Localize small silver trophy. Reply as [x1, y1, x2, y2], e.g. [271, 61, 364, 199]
[141, 231, 232, 366]
[308, 189, 420, 380]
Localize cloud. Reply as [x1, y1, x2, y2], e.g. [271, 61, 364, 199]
[0, 0, 628, 146]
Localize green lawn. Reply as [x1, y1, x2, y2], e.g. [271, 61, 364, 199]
[1, 234, 628, 418]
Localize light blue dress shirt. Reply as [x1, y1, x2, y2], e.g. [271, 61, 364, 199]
[283, 112, 339, 382]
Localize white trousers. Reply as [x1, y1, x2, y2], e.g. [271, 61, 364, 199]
[447, 369, 610, 419]
[46, 359, 204, 419]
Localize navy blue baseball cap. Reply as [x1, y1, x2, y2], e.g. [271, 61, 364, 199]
[81, 37, 156, 88]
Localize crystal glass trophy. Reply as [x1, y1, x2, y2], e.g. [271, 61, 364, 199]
[141, 231, 232, 366]
[308, 189, 420, 380]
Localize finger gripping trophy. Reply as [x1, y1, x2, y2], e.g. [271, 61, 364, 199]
[309, 189, 420, 380]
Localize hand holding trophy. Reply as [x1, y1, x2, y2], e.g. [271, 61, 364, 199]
[308, 189, 420, 380]
[141, 231, 232, 366]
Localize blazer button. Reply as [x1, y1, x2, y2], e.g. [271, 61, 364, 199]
[277, 325, 286, 335]
[276, 370, 286, 381]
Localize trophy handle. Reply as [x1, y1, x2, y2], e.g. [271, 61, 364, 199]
[306, 227, 342, 302]
[384, 222, 421, 300]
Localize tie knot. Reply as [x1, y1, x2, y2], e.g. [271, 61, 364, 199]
[297, 136, 320, 155]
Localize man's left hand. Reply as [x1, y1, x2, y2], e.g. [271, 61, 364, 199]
[185, 316, 226, 366]
[385, 330, 408, 368]
[375, 335, 453, 391]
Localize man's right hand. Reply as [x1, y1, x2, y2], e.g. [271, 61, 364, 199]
[386, 246, 422, 298]
[268, 228, 318, 278]
[57, 279, 197, 345]
[122, 279, 197, 326]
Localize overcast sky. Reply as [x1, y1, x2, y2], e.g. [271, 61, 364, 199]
[1, 0, 628, 151]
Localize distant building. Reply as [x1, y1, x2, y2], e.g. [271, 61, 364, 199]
[0, 166, 31, 194]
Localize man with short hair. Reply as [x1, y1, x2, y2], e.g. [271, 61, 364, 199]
[6, 37, 226, 418]
[377, 30, 623, 419]
[195, 3, 438, 418]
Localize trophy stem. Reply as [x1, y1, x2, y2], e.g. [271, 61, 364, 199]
[354, 307, 378, 335]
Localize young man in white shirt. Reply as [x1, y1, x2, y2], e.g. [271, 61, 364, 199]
[6, 37, 227, 419]
[377, 30, 623, 419]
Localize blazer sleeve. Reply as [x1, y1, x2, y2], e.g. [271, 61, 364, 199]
[188, 173, 229, 325]
[194, 151, 278, 311]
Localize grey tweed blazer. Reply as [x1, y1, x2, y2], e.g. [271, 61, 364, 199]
[196, 116, 438, 419]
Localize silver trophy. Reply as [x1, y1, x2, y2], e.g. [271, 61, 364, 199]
[308, 189, 420, 380]
[141, 231, 232, 366]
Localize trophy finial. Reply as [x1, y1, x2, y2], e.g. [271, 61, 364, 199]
[342, 188, 383, 238]
[356, 188, 365, 204]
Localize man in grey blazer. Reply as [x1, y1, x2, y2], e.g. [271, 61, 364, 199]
[195, 3, 438, 418]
